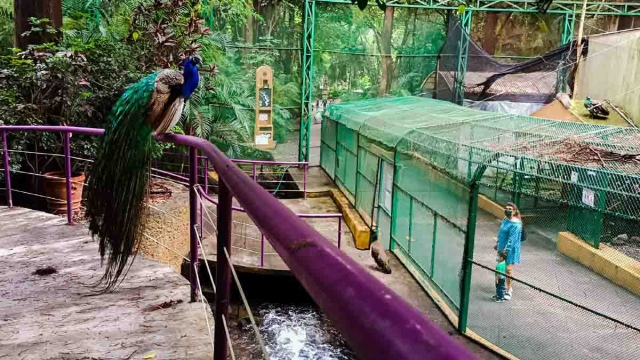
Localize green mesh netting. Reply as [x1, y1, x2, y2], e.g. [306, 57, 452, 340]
[319, 95, 640, 359]
[322, 96, 640, 247]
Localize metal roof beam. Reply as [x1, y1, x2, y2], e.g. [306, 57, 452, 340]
[317, 0, 640, 16]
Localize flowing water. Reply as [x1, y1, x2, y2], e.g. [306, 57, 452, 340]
[230, 304, 356, 360]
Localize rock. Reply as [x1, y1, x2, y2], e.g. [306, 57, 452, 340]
[611, 234, 629, 246]
[556, 93, 572, 109]
[629, 236, 640, 245]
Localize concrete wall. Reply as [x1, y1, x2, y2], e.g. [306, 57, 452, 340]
[576, 30, 640, 124]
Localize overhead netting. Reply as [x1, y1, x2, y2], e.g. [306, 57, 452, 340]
[436, 16, 584, 103]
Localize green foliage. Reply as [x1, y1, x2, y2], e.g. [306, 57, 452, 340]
[0, 0, 13, 55]
[0, 0, 297, 164]
[314, 5, 445, 99]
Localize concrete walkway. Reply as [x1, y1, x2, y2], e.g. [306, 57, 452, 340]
[468, 211, 640, 360]
[0, 207, 213, 360]
[272, 123, 321, 166]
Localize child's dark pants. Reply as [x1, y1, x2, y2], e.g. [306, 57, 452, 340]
[495, 278, 506, 300]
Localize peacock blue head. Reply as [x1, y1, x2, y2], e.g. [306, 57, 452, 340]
[182, 56, 201, 100]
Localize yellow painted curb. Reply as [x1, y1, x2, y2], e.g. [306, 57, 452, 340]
[478, 195, 505, 219]
[557, 232, 640, 296]
[306, 190, 331, 198]
[329, 189, 370, 250]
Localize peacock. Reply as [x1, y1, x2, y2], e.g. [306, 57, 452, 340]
[85, 56, 201, 291]
[584, 96, 610, 120]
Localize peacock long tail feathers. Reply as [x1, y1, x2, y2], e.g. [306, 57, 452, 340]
[85, 73, 158, 291]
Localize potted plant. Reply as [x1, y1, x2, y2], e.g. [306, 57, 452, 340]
[39, 134, 89, 215]
[42, 169, 86, 214]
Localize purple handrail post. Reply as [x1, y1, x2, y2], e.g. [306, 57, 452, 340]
[2, 130, 12, 207]
[338, 218, 342, 249]
[63, 132, 73, 225]
[252, 163, 257, 182]
[204, 158, 209, 195]
[303, 163, 308, 199]
[199, 155, 204, 243]
[189, 146, 200, 302]
[214, 179, 232, 360]
[260, 233, 265, 267]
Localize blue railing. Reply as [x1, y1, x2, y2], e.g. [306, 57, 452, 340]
[0, 125, 475, 360]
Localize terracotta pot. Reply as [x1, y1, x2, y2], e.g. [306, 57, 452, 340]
[42, 171, 86, 214]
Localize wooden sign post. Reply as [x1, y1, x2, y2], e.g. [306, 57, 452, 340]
[254, 65, 275, 149]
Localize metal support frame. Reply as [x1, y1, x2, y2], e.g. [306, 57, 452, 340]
[299, 0, 316, 162]
[296, 0, 639, 162]
[556, 11, 576, 93]
[458, 181, 479, 333]
[189, 147, 200, 302]
[317, 0, 640, 16]
[63, 132, 73, 225]
[453, 9, 473, 106]
[214, 179, 233, 360]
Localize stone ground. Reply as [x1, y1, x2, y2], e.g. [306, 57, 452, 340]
[0, 207, 213, 360]
[468, 211, 640, 360]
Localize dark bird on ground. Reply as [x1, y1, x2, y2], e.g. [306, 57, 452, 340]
[584, 96, 610, 120]
[85, 56, 202, 291]
[370, 240, 392, 274]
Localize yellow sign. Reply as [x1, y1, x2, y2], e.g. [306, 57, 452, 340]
[255, 65, 274, 149]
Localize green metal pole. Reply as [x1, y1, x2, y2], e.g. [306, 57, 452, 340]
[389, 150, 400, 251]
[430, 212, 437, 276]
[534, 162, 541, 208]
[556, 11, 575, 93]
[408, 198, 413, 254]
[299, 0, 316, 162]
[453, 9, 472, 105]
[458, 181, 479, 333]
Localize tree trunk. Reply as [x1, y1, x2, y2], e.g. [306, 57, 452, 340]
[618, 1, 635, 30]
[244, 0, 256, 44]
[378, 6, 394, 96]
[282, 8, 294, 75]
[483, 12, 498, 55]
[14, 0, 62, 49]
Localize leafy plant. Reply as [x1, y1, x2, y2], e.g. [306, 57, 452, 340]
[0, 0, 13, 55]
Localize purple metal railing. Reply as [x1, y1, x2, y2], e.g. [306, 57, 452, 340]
[0, 125, 475, 360]
[1, 130, 12, 207]
[161, 151, 308, 198]
[197, 187, 342, 266]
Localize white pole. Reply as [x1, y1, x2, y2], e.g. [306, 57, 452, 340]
[573, 0, 588, 98]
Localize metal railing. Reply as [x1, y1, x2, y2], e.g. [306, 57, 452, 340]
[160, 151, 309, 198]
[197, 187, 342, 268]
[0, 125, 474, 360]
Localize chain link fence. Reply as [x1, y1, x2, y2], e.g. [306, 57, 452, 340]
[320, 96, 640, 359]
